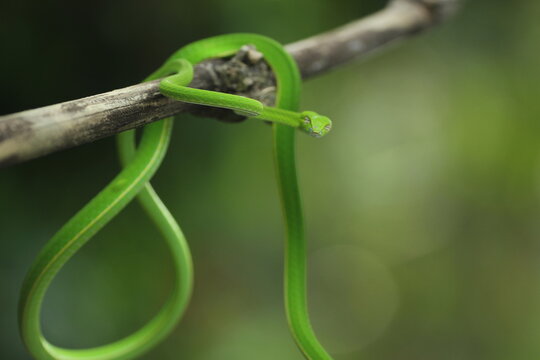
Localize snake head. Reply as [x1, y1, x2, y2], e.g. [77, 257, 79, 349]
[301, 111, 332, 138]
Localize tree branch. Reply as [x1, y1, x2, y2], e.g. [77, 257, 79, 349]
[0, 0, 459, 167]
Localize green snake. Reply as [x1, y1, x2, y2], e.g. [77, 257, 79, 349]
[19, 34, 333, 360]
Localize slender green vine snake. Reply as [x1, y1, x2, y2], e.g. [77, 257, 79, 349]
[19, 34, 333, 360]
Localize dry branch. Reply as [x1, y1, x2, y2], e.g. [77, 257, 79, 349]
[0, 0, 459, 167]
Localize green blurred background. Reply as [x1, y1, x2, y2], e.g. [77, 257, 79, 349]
[2, 0, 540, 359]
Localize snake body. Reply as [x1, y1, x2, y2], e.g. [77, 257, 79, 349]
[19, 34, 332, 360]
